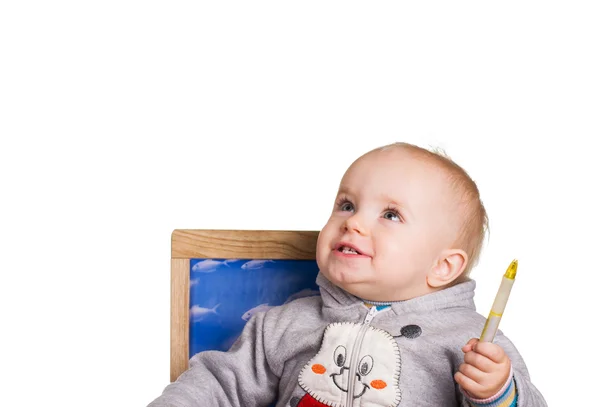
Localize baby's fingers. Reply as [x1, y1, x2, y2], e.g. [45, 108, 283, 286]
[454, 370, 485, 396]
[473, 341, 508, 364]
[457, 361, 487, 383]
[462, 337, 479, 353]
[464, 349, 496, 373]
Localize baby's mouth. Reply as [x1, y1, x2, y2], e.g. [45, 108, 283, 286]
[338, 246, 362, 255]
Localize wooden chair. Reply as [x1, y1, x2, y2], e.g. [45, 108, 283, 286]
[170, 229, 320, 381]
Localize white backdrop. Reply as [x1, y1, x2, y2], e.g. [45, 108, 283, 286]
[1, 2, 598, 406]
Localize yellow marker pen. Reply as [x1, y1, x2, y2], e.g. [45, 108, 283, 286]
[480, 259, 518, 342]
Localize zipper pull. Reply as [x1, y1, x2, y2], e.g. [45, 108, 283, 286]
[363, 305, 379, 325]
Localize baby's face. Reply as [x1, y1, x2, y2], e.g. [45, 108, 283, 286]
[316, 148, 462, 302]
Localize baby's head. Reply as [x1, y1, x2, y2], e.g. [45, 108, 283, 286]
[316, 142, 488, 302]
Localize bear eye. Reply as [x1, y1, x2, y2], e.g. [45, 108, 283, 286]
[358, 355, 374, 376]
[333, 345, 347, 367]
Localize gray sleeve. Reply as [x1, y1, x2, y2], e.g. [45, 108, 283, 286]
[147, 311, 279, 407]
[494, 332, 547, 407]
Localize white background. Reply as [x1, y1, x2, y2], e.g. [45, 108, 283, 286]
[1, 2, 598, 406]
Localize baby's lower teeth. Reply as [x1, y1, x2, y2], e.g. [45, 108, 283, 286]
[343, 248, 357, 254]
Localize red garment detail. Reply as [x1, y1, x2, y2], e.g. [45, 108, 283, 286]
[297, 393, 329, 407]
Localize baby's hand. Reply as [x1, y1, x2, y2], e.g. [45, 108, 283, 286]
[454, 338, 511, 400]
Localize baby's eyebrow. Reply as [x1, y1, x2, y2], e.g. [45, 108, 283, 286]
[337, 185, 355, 196]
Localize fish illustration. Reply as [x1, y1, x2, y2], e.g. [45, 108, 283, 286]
[241, 260, 275, 270]
[283, 288, 320, 304]
[190, 304, 220, 321]
[192, 259, 224, 273]
[241, 303, 274, 321]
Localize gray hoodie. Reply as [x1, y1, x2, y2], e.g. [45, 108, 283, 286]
[148, 273, 546, 407]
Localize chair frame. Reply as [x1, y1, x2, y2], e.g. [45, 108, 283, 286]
[170, 229, 319, 381]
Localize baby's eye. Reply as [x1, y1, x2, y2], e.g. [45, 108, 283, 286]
[339, 202, 354, 212]
[383, 210, 401, 222]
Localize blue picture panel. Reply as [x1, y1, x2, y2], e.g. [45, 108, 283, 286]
[189, 258, 320, 358]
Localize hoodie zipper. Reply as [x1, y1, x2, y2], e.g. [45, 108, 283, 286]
[346, 305, 380, 406]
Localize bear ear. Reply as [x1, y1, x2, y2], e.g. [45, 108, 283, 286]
[393, 324, 422, 339]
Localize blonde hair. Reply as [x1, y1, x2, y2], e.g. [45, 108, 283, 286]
[376, 142, 489, 276]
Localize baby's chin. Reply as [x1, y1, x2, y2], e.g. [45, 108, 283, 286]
[323, 267, 437, 302]
[322, 268, 362, 286]
[338, 280, 420, 302]
[326, 276, 384, 301]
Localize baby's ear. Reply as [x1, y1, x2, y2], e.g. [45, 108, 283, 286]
[426, 249, 468, 288]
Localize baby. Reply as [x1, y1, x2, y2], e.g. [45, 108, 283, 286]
[149, 142, 546, 407]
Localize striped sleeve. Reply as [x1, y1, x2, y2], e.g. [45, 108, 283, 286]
[465, 369, 517, 407]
